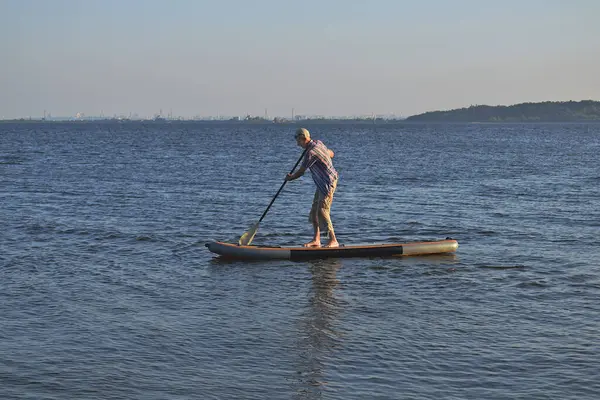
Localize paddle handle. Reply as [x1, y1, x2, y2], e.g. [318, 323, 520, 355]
[258, 148, 307, 223]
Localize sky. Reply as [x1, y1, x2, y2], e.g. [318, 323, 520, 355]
[1, 0, 599, 119]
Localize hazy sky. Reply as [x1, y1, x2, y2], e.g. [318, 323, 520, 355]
[1, 0, 599, 118]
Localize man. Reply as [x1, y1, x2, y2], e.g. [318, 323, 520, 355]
[285, 128, 339, 248]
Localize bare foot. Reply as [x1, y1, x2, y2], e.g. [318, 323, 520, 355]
[303, 240, 321, 248]
[323, 241, 339, 248]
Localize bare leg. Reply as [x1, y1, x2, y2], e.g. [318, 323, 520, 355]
[304, 212, 321, 247]
[324, 228, 338, 248]
[305, 191, 322, 247]
[320, 192, 338, 248]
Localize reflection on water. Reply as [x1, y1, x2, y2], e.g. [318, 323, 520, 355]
[292, 259, 343, 399]
[3, 122, 599, 399]
[206, 252, 459, 265]
[399, 253, 459, 264]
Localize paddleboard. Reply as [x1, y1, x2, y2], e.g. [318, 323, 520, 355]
[205, 238, 458, 260]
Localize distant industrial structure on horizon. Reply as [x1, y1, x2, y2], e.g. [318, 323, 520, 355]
[2, 108, 407, 123]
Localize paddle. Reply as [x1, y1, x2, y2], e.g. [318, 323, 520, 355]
[238, 148, 308, 246]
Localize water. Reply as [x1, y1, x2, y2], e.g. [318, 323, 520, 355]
[1, 121, 599, 399]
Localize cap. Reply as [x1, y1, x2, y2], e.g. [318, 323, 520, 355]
[294, 128, 310, 140]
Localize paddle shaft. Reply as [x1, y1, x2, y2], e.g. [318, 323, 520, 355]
[257, 148, 307, 223]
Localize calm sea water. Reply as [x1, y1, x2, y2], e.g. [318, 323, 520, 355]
[1, 121, 599, 399]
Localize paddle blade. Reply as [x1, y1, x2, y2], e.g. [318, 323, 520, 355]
[239, 222, 259, 246]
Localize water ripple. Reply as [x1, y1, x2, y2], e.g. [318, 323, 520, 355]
[1, 122, 599, 399]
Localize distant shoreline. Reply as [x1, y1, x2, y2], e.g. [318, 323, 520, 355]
[3, 119, 600, 125]
[3, 100, 600, 124]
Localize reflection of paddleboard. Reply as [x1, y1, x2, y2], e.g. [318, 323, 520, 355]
[205, 238, 459, 260]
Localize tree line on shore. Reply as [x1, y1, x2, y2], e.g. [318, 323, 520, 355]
[405, 100, 600, 122]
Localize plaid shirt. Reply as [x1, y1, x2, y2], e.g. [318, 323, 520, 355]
[301, 140, 338, 196]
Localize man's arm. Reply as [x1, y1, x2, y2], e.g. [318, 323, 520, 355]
[285, 166, 306, 181]
[328, 149, 334, 158]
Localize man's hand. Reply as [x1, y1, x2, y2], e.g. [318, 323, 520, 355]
[286, 166, 305, 181]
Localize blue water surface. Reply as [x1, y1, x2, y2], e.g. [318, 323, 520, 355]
[1, 121, 599, 399]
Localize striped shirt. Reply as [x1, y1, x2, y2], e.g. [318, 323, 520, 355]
[301, 140, 338, 196]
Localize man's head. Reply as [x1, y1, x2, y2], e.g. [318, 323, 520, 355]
[294, 128, 311, 148]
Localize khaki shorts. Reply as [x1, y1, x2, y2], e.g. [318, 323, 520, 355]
[309, 179, 337, 234]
